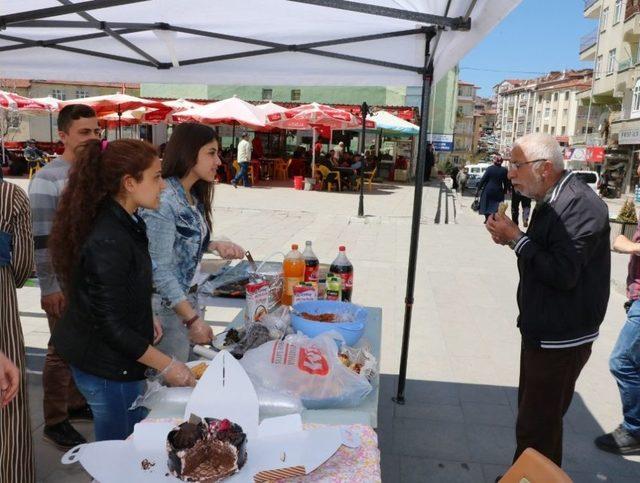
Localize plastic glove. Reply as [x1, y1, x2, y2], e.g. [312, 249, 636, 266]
[211, 240, 245, 259]
[159, 357, 196, 387]
[188, 318, 213, 345]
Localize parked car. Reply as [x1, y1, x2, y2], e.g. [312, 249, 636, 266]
[573, 170, 599, 193]
[465, 163, 490, 191]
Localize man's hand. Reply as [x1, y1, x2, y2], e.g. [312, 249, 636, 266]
[41, 291, 66, 319]
[210, 240, 245, 260]
[0, 352, 20, 408]
[486, 213, 522, 246]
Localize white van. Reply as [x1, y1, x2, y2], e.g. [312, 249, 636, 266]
[465, 163, 490, 190]
[572, 170, 599, 193]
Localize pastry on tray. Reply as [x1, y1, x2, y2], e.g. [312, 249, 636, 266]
[166, 416, 247, 482]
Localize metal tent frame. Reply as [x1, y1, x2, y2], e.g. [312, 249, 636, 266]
[0, 0, 477, 404]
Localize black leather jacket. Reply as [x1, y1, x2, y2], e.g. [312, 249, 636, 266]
[52, 199, 154, 381]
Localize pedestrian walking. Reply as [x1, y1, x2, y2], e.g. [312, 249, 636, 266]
[476, 155, 508, 222]
[231, 132, 252, 188]
[48, 139, 195, 441]
[0, 180, 35, 483]
[423, 143, 435, 182]
[510, 186, 532, 227]
[29, 104, 100, 450]
[486, 133, 610, 468]
[595, 161, 640, 455]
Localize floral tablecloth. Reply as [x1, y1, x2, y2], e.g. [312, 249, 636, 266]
[142, 419, 381, 482]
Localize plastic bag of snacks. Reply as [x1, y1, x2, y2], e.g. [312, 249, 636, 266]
[240, 332, 372, 409]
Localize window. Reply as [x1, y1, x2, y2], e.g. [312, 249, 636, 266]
[607, 49, 616, 74]
[75, 89, 89, 99]
[550, 126, 555, 135]
[632, 79, 640, 113]
[565, 91, 570, 101]
[544, 107, 550, 117]
[290, 89, 300, 101]
[535, 127, 540, 133]
[261, 88, 272, 100]
[601, 7, 609, 31]
[563, 109, 568, 118]
[51, 89, 66, 100]
[614, 0, 622, 24]
[553, 92, 558, 101]
[538, 95, 543, 102]
[595, 55, 603, 78]
[552, 109, 557, 117]
[561, 126, 566, 135]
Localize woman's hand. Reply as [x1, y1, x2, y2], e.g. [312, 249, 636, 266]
[159, 357, 196, 387]
[188, 317, 214, 345]
[153, 318, 163, 345]
[0, 352, 20, 408]
[210, 240, 245, 259]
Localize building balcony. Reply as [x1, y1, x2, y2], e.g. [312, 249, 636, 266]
[626, 1, 640, 22]
[616, 59, 636, 95]
[624, 10, 640, 41]
[579, 28, 598, 61]
[584, 0, 601, 19]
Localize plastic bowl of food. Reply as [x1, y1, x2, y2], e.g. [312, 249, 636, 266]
[291, 300, 367, 346]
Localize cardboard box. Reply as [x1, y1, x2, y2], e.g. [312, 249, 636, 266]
[61, 351, 352, 482]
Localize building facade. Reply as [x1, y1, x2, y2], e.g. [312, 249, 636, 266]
[494, 70, 595, 154]
[450, 81, 478, 165]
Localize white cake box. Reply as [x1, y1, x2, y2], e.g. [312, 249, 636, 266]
[61, 351, 356, 482]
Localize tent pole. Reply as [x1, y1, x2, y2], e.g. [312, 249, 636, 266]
[231, 122, 236, 150]
[357, 102, 369, 216]
[49, 110, 53, 144]
[118, 108, 122, 139]
[393, 30, 436, 405]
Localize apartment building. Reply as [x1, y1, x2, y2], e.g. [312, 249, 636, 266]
[494, 70, 595, 154]
[579, 0, 640, 195]
[473, 97, 497, 155]
[449, 80, 478, 165]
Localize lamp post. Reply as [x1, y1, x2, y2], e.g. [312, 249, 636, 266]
[358, 101, 370, 217]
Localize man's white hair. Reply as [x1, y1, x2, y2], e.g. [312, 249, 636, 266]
[512, 133, 564, 171]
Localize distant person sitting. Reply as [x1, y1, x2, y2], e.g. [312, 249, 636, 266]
[334, 141, 345, 160]
[24, 139, 46, 167]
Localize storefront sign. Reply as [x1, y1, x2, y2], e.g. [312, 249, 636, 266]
[619, 128, 640, 145]
[427, 133, 454, 152]
[586, 146, 605, 163]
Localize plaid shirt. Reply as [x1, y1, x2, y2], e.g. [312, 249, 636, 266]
[627, 221, 640, 300]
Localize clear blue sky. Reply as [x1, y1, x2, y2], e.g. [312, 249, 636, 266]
[460, 0, 594, 97]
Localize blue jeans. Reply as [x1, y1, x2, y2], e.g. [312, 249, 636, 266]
[610, 299, 640, 436]
[232, 162, 251, 187]
[70, 367, 147, 441]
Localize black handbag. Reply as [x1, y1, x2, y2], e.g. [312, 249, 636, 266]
[471, 198, 480, 212]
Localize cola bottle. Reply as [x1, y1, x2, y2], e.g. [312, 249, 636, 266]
[302, 241, 319, 283]
[329, 245, 353, 302]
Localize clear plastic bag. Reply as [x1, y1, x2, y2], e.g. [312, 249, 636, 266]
[240, 332, 372, 409]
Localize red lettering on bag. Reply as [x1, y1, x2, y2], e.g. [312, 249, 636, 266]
[298, 347, 329, 376]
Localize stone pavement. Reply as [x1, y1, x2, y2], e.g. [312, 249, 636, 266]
[6, 176, 640, 482]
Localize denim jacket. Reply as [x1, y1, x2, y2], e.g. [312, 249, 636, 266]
[141, 177, 210, 307]
[0, 230, 11, 267]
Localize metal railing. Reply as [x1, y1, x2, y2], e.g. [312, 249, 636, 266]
[580, 28, 598, 53]
[626, 0, 640, 21]
[584, 0, 598, 10]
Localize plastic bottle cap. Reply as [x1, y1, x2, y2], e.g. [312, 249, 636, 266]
[339, 246, 345, 251]
[292, 244, 298, 250]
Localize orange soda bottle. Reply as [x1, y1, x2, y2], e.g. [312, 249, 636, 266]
[281, 244, 305, 305]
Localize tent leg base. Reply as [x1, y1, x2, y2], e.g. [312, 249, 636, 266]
[392, 396, 405, 405]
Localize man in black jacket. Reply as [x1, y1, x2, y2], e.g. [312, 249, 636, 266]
[486, 133, 610, 467]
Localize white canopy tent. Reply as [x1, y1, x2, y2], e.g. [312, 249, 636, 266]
[0, 0, 522, 403]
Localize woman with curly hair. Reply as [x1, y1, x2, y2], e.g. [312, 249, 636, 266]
[49, 139, 196, 441]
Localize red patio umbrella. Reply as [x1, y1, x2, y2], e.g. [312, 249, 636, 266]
[59, 93, 172, 138]
[267, 102, 375, 174]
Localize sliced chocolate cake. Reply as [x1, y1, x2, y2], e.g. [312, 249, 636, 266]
[166, 417, 247, 482]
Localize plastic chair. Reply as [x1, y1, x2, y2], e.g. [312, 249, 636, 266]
[315, 165, 341, 192]
[274, 158, 291, 180]
[232, 159, 255, 186]
[355, 167, 377, 192]
[498, 448, 572, 483]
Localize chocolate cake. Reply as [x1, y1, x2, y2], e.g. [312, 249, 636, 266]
[166, 417, 247, 482]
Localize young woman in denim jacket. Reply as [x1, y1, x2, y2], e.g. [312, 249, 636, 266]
[142, 123, 244, 362]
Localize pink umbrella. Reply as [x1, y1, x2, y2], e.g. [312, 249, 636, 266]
[267, 102, 375, 173]
[173, 96, 265, 129]
[0, 90, 49, 111]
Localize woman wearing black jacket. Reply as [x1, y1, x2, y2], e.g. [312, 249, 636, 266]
[49, 139, 195, 441]
[476, 156, 509, 222]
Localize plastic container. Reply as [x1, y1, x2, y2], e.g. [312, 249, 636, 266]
[291, 300, 366, 346]
[281, 244, 305, 306]
[293, 176, 304, 190]
[304, 177, 315, 191]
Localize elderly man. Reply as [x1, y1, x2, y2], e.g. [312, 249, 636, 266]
[486, 133, 610, 467]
